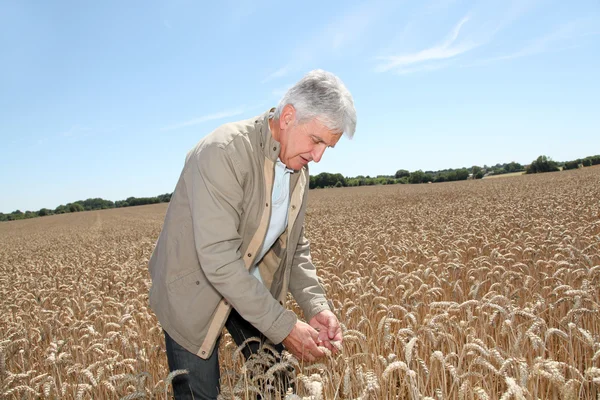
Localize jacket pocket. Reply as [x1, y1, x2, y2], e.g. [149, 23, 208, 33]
[165, 267, 222, 346]
[168, 268, 206, 293]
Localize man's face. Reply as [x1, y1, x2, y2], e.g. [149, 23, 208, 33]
[278, 117, 342, 171]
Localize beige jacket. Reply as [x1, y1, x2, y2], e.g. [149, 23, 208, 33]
[148, 109, 331, 359]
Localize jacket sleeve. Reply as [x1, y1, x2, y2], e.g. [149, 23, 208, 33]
[183, 144, 296, 344]
[288, 226, 332, 322]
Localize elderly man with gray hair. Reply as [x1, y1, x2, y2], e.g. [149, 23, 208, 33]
[148, 69, 357, 399]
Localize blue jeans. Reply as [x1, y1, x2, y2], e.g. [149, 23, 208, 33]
[164, 309, 290, 399]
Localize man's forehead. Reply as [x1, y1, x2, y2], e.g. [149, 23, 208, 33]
[299, 118, 342, 146]
[316, 130, 342, 148]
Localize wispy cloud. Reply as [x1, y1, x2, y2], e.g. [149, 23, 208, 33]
[374, 0, 545, 75]
[470, 20, 600, 66]
[162, 106, 252, 131]
[394, 62, 453, 75]
[375, 16, 480, 73]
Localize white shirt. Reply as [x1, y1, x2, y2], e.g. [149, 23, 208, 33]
[251, 158, 293, 283]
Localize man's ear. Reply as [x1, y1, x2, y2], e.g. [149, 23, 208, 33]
[279, 104, 296, 130]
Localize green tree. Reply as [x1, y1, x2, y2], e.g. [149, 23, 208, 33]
[455, 169, 469, 181]
[409, 170, 426, 184]
[505, 162, 523, 173]
[434, 174, 447, 183]
[157, 193, 172, 203]
[563, 160, 580, 170]
[445, 171, 458, 181]
[395, 169, 410, 179]
[24, 211, 37, 219]
[55, 205, 68, 214]
[526, 155, 559, 174]
[69, 203, 84, 212]
[78, 198, 114, 210]
[310, 172, 347, 188]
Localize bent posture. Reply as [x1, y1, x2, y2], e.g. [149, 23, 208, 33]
[148, 69, 357, 399]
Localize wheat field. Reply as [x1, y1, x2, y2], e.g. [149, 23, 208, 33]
[1, 166, 599, 399]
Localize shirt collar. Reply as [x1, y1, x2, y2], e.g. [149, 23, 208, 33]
[276, 158, 294, 174]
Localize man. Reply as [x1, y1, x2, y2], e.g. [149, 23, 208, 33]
[148, 69, 357, 399]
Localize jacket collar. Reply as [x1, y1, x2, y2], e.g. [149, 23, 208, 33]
[255, 108, 281, 163]
[255, 108, 308, 174]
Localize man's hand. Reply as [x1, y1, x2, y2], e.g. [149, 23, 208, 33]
[282, 321, 325, 362]
[309, 310, 343, 353]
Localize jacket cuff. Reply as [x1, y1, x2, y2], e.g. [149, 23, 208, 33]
[304, 298, 332, 322]
[264, 309, 298, 345]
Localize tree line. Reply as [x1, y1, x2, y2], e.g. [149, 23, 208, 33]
[310, 161, 526, 188]
[522, 154, 600, 174]
[2, 154, 599, 222]
[310, 154, 600, 189]
[1, 194, 172, 222]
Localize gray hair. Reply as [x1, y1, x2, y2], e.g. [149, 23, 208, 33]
[273, 69, 357, 139]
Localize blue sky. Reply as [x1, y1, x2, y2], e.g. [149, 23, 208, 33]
[1, 0, 599, 213]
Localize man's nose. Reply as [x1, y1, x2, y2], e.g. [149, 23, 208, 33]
[311, 144, 327, 163]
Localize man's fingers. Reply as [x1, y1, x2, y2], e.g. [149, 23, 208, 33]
[304, 341, 324, 357]
[328, 317, 339, 339]
[318, 330, 329, 344]
[308, 326, 321, 341]
[321, 340, 333, 351]
[329, 326, 337, 339]
[310, 320, 322, 330]
[284, 320, 333, 362]
[312, 345, 325, 358]
[294, 345, 325, 362]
